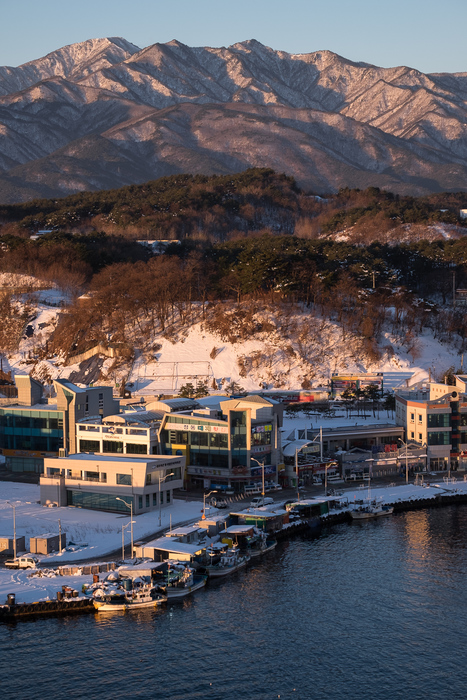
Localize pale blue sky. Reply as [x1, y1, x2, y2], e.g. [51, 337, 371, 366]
[2, 0, 466, 74]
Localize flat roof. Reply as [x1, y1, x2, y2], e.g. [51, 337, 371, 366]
[223, 525, 255, 534]
[54, 453, 180, 465]
[166, 525, 203, 537]
[142, 538, 204, 555]
[231, 508, 286, 518]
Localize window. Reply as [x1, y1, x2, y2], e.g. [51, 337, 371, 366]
[428, 414, 449, 428]
[146, 474, 152, 485]
[418, 433, 422, 441]
[116, 473, 132, 485]
[411, 432, 414, 439]
[103, 440, 123, 453]
[138, 496, 143, 509]
[146, 494, 150, 507]
[126, 443, 148, 454]
[153, 493, 157, 506]
[67, 490, 133, 513]
[418, 415, 422, 423]
[160, 491, 164, 505]
[428, 432, 450, 446]
[79, 439, 100, 452]
[166, 490, 171, 503]
[410, 413, 415, 421]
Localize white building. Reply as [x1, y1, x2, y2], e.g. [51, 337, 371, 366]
[40, 453, 184, 514]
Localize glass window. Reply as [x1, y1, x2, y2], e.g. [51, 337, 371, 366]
[428, 432, 450, 446]
[153, 493, 157, 506]
[79, 439, 100, 452]
[116, 473, 132, 485]
[138, 496, 143, 509]
[428, 414, 450, 428]
[146, 494, 150, 507]
[231, 411, 247, 427]
[66, 490, 133, 513]
[166, 491, 171, 503]
[103, 440, 123, 453]
[126, 443, 148, 454]
[410, 413, 414, 421]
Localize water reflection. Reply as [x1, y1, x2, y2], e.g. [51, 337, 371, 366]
[3, 506, 467, 700]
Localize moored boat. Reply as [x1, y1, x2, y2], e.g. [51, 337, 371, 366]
[162, 563, 207, 599]
[350, 502, 394, 520]
[93, 576, 167, 611]
[203, 544, 249, 578]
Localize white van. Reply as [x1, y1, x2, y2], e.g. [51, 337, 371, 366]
[250, 496, 274, 508]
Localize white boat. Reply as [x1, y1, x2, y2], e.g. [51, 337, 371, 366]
[350, 471, 394, 520]
[350, 502, 394, 520]
[93, 578, 167, 611]
[163, 563, 207, 599]
[204, 544, 249, 578]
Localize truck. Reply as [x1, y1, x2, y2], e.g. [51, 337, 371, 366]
[4, 555, 40, 569]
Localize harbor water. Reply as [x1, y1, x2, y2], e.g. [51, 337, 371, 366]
[2, 505, 467, 700]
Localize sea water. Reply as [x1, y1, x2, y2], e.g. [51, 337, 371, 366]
[2, 505, 467, 700]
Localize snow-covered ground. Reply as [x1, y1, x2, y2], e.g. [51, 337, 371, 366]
[1, 274, 462, 392]
[2, 475, 467, 604]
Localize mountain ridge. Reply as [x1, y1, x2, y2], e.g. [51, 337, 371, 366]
[1, 38, 467, 202]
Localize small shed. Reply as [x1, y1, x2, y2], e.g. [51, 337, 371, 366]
[0, 535, 25, 555]
[30, 532, 66, 554]
[134, 537, 206, 563]
[229, 508, 287, 533]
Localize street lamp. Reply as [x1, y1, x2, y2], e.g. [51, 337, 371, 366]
[121, 521, 131, 562]
[116, 497, 133, 559]
[159, 472, 175, 527]
[250, 456, 266, 498]
[398, 438, 409, 484]
[6, 502, 16, 561]
[202, 490, 217, 520]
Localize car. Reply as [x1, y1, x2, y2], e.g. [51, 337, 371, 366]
[250, 496, 274, 508]
[4, 555, 39, 569]
[210, 496, 228, 509]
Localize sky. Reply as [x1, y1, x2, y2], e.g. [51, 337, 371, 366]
[1, 0, 466, 74]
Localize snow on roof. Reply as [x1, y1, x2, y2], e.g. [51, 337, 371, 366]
[223, 525, 255, 534]
[166, 525, 203, 537]
[282, 439, 316, 457]
[142, 538, 204, 555]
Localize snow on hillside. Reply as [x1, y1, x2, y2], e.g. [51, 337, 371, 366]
[0, 275, 462, 392]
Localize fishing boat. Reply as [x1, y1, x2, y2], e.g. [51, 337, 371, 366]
[245, 529, 277, 558]
[350, 469, 394, 520]
[203, 543, 250, 578]
[350, 501, 394, 520]
[162, 563, 207, 599]
[220, 525, 276, 558]
[93, 577, 167, 611]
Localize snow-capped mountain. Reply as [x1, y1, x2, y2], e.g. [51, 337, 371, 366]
[1, 37, 467, 202]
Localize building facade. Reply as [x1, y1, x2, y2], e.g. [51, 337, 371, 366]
[158, 395, 283, 490]
[40, 453, 184, 514]
[395, 377, 467, 471]
[0, 376, 119, 472]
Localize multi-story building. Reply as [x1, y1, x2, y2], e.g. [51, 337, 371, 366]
[158, 395, 283, 490]
[0, 375, 119, 472]
[395, 376, 467, 471]
[76, 409, 162, 456]
[40, 453, 184, 514]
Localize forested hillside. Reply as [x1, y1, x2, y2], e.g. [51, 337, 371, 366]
[0, 169, 467, 378]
